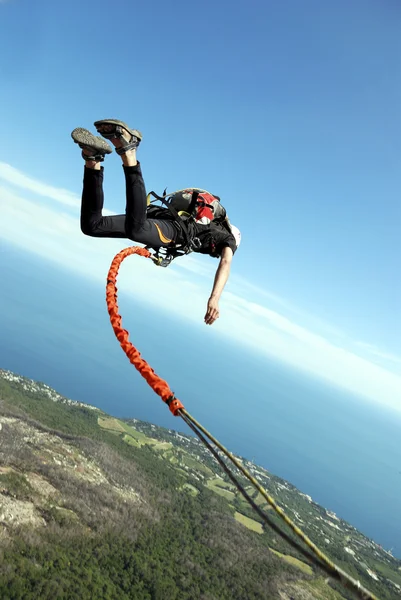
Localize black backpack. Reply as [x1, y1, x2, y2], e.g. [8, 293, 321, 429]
[168, 188, 227, 225]
[146, 187, 232, 266]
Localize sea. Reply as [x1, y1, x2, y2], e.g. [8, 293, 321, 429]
[1, 243, 400, 558]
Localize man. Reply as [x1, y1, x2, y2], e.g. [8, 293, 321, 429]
[72, 119, 241, 326]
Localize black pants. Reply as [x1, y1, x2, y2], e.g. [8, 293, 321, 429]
[80, 163, 183, 248]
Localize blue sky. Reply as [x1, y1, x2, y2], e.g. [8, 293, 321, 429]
[0, 0, 400, 410]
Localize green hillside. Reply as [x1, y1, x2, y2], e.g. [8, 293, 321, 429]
[0, 369, 400, 599]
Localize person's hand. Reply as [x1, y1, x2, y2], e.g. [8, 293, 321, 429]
[204, 297, 220, 325]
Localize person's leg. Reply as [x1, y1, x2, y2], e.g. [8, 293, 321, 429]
[94, 120, 183, 248]
[72, 127, 127, 238]
[80, 163, 127, 238]
[123, 163, 179, 246]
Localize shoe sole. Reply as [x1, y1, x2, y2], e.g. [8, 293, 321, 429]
[94, 119, 143, 141]
[71, 127, 113, 153]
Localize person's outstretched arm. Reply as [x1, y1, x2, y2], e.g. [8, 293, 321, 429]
[204, 246, 233, 325]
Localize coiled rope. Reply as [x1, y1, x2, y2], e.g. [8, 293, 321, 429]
[106, 246, 379, 600]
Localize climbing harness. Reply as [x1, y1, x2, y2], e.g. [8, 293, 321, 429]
[145, 188, 234, 267]
[106, 246, 379, 600]
[144, 189, 197, 267]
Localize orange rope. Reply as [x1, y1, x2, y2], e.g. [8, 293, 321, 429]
[105, 246, 184, 416]
[105, 247, 378, 600]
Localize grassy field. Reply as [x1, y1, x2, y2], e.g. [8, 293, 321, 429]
[180, 455, 214, 477]
[99, 418, 172, 452]
[207, 481, 236, 500]
[300, 578, 346, 599]
[269, 548, 313, 575]
[373, 561, 401, 587]
[208, 478, 236, 490]
[98, 416, 127, 433]
[152, 442, 173, 451]
[175, 467, 189, 478]
[122, 434, 141, 448]
[181, 483, 199, 496]
[121, 422, 154, 443]
[254, 492, 270, 507]
[234, 512, 264, 534]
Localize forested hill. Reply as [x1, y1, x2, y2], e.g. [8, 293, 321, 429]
[0, 369, 400, 600]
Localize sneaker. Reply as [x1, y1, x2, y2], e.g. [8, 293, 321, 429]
[94, 119, 142, 155]
[71, 127, 113, 162]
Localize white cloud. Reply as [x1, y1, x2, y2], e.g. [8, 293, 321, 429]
[219, 293, 401, 406]
[0, 162, 116, 216]
[0, 163, 80, 208]
[172, 253, 216, 279]
[355, 342, 401, 366]
[1, 162, 401, 412]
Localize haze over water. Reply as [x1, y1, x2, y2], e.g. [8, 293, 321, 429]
[1, 246, 400, 558]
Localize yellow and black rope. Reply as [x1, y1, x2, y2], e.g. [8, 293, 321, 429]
[180, 409, 379, 600]
[106, 246, 380, 600]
